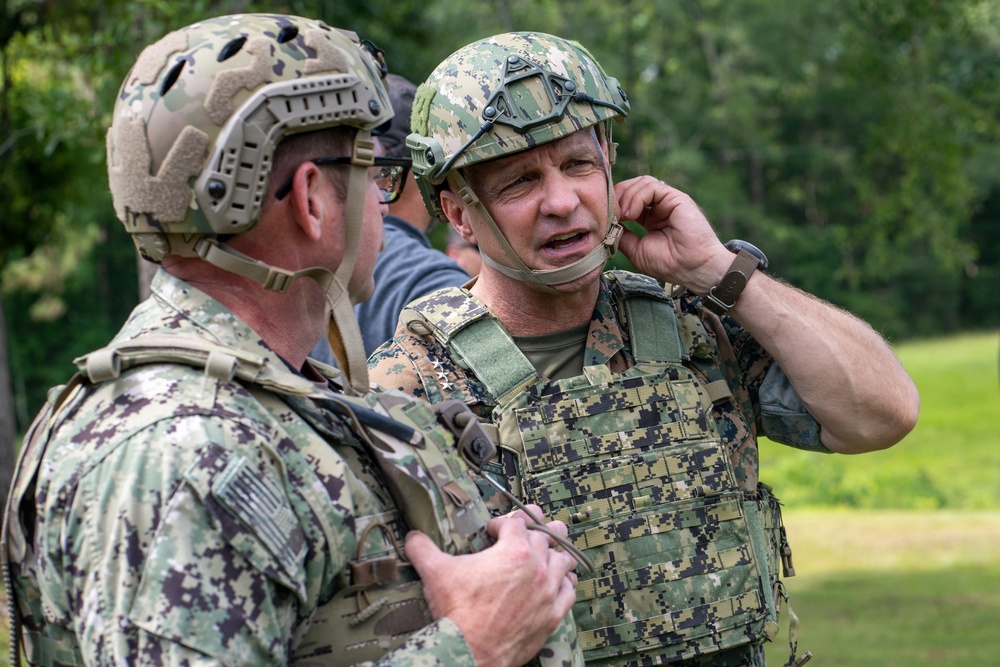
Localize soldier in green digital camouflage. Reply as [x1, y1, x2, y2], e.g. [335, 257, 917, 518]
[1, 15, 585, 666]
[368, 31, 921, 667]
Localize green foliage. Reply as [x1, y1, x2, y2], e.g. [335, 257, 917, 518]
[4, 0, 1000, 427]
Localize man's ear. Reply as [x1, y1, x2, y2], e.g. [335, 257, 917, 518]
[440, 190, 478, 244]
[288, 162, 327, 242]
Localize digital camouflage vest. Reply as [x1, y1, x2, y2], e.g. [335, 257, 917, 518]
[402, 272, 793, 666]
[1, 335, 580, 666]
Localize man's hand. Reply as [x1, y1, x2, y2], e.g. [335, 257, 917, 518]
[405, 508, 578, 667]
[614, 175, 732, 293]
[613, 177, 919, 453]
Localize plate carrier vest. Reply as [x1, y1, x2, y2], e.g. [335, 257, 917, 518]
[1, 335, 580, 666]
[402, 271, 800, 666]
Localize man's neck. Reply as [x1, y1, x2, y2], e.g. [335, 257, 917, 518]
[387, 202, 433, 234]
[470, 270, 600, 336]
[164, 260, 325, 368]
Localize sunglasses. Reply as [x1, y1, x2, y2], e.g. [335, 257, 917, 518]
[274, 156, 411, 203]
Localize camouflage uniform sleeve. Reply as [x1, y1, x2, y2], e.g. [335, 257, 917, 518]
[39, 408, 337, 665]
[368, 333, 429, 399]
[758, 364, 828, 452]
[127, 436, 314, 664]
[373, 618, 476, 667]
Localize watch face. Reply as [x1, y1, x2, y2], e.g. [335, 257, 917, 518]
[724, 239, 768, 270]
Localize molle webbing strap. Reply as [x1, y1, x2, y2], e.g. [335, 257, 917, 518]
[514, 374, 716, 475]
[450, 317, 538, 404]
[578, 589, 763, 653]
[575, 544, 753, 603]
[528, 440, 730, 527]
[573, 495, 743, 550]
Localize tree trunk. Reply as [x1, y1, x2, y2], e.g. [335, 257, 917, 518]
[0, 294, 17, 514]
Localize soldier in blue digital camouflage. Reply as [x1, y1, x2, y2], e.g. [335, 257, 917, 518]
[1, 15, 585, 667]
[368, 32, 921, 667]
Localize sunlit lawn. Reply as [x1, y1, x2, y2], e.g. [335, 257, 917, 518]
[762, 330, 1000, 665]
[760, 331, 1000, 509]
[764, 510, 1000, 666]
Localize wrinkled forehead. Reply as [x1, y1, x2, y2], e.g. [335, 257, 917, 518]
[464, 127, 603, 184]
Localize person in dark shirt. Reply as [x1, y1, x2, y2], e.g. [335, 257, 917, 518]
[311, 74, 470, 364]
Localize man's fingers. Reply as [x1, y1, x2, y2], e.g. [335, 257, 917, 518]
[404, 530, 444, 577]
[544, 519, 569, 540]
[553, 552, 579, 615]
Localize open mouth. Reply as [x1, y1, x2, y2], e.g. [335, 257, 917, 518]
[544, 232, 586, 251]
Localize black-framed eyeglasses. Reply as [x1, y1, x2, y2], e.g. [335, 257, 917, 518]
[274, 156, 411, 203]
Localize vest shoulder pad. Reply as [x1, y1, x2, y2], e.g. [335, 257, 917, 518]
[399, 287, 489, 344]
[73, 334, 323, 398]
[605, 270, 674, 303]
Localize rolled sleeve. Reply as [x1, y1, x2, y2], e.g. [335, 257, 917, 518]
[759, 364, 829, 453]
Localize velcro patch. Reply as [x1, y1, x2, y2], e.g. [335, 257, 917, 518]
[212, 454, 306, 576]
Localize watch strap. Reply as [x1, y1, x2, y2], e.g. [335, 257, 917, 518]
[704, 249, 759, 315]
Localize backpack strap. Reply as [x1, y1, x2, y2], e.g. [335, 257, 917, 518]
[74, 334, 322, 398]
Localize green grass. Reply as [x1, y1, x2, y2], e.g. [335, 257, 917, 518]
[764, 509, 1000, 666]
[759, 333, 1000, 666]
[759, 330, 1000, 509]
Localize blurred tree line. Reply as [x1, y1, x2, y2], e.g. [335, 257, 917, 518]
[2, 0, 999, 463]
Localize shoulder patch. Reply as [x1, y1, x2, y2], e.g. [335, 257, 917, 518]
[185, 443, 307, 597]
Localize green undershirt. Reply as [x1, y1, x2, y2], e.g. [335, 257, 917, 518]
[511, 322, 590, 381]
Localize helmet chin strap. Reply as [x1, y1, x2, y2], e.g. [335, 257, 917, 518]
[321, 153, 371, 395]
[171, 134, 376, 395]
[451, 167, 622, 292]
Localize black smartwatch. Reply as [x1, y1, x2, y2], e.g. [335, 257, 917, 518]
[703, 240, 768, 316]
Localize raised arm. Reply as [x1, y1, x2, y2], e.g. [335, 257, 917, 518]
[615, 176, 920, 454]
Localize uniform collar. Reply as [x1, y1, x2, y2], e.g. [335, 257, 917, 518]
[140, 268, 289, 369]
[584, 275, 625, 366]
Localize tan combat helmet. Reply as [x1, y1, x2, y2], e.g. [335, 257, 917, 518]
[106, 14, 394, 392]
[407, 32, 630, 289]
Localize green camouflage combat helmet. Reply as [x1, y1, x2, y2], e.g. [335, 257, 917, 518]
[106, 14, 393, 393]
[407, 32, 630, 289]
